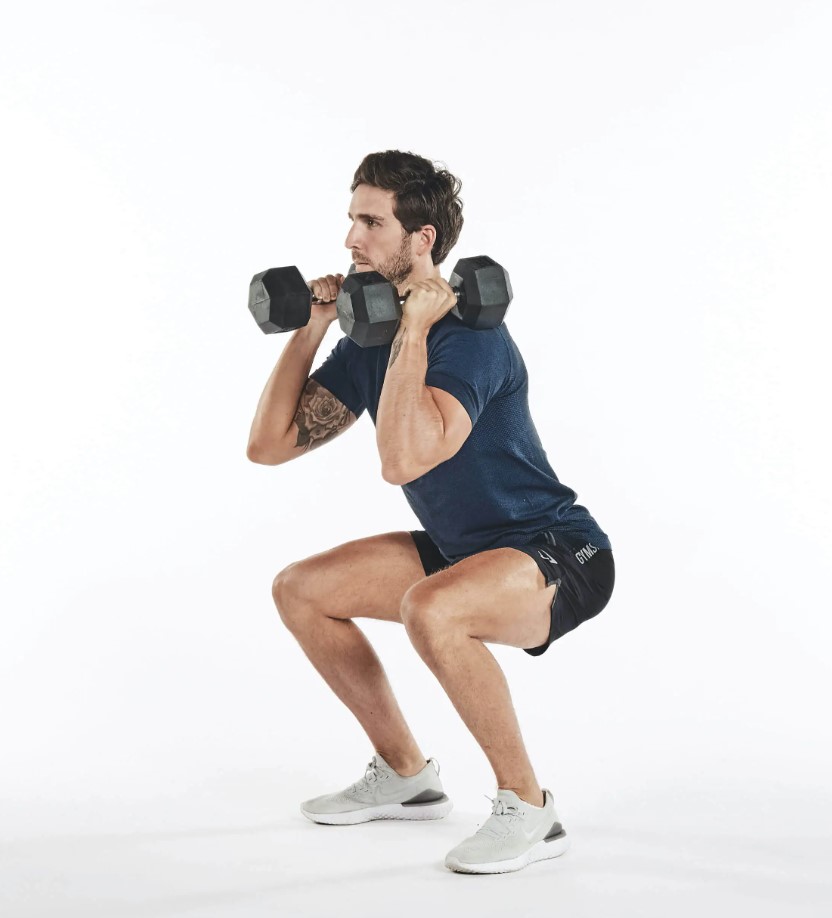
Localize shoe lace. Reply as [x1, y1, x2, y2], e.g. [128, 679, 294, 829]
[477, 794, 522, 838]
[349, 758, 385, 794]
[484, 794, 522, 818]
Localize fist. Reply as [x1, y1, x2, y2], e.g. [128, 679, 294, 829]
[308, 273, 345, 324]
[401, 277, 457, 330]
[309, 273, 345, 303]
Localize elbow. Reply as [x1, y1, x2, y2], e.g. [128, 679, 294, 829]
[380, 447, 429, 484]
[382, 460, 425, 485]
[381, 464, 404, 485]
[246, 441, 282, 465]
[381, 462, 411, 485]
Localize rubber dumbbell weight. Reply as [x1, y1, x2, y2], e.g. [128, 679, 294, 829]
[336, 256, 512, 347]
[249, 264, 355, 334]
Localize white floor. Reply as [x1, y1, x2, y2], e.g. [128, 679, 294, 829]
[3, 759, 830, 918]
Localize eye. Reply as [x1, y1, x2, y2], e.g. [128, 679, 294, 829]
[366, 219, 377, 227]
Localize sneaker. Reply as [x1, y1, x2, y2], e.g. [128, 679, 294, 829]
[300, 752, 453, 826]
[444, 788, 570, 874]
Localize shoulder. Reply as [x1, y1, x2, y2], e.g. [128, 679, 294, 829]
[427, 314, 506, 354]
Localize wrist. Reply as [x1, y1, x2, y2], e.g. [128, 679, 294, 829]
[307, 314, 337, 330]
[297, 317, 331, 343]
[399, 318, 431, 339]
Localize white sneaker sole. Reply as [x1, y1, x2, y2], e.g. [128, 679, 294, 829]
[445, 832, 571, 874]
[301, 797, 453, 826]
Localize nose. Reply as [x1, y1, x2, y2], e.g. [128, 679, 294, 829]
[344, 221, 362, 251]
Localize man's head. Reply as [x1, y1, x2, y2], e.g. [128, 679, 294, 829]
[345, 150, 463, 288]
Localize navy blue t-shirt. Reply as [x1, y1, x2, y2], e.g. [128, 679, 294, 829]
[310, 314, 611, 563]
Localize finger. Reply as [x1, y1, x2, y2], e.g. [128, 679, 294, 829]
[324, 274, 338, 300]
[311, 278, 330, 302]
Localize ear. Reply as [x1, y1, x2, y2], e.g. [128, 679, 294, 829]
[414, 223, 437, 256]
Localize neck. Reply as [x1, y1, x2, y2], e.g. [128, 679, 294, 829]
[396, 260, 440, 296]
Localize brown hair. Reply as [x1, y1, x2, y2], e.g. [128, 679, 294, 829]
[350, 150, 464, 265]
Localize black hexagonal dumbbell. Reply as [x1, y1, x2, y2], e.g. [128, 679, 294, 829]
[336, 256, 513, 348]
[249, 264, 356, 334]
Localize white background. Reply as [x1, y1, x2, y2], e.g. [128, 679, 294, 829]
[1, 1, 830, 915]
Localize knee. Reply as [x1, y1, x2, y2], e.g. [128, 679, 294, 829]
[272, 563, 312, 627]
[400, 586, 446, 644]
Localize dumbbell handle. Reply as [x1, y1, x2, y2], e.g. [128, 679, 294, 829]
[311, 292, 343, 304]
[312, 280, 462, 306]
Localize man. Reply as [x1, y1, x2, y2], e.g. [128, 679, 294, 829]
[247, 150, 614, 875]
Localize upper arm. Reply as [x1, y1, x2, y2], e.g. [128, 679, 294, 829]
[251, 378, 358, 465]
[388, 386, 472, 484]
[427, 386, 473, 461]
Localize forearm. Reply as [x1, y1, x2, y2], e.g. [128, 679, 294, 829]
[248, 318, 332, 451]
[376, 322, 444, 477]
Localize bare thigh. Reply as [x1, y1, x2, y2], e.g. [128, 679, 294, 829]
[272, 531, 428, 625]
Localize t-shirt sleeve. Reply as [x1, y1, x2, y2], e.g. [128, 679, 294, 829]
[309, 335, 366, 418]
[424, 326, 512, 426]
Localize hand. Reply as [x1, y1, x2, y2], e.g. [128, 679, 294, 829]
[400, 277, 456, 332]
[308, 273, 345, 324]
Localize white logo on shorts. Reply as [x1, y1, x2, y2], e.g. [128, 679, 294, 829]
[538, 550, 558, 564]
[575, 543, 598, 564]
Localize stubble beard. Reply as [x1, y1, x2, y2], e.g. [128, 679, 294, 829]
[375, 231, 414, 288]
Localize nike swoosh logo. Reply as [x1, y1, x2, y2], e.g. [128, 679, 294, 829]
[521, 824, 541, 843]
[520, 810, 557, 843]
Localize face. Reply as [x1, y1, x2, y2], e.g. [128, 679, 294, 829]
[345, 184, 414, 287]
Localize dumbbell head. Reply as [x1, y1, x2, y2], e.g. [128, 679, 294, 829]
[249, 266, 311, 334]
[336, 257, 512, 347]
[337, 271, 402, 347]
[449, 256, 513, 330]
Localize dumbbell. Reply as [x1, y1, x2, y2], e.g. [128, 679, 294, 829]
[249, 264, 356, 334]
[336, 256, 512, 348]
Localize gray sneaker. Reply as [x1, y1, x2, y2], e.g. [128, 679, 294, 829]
[300, 752, 453, 826]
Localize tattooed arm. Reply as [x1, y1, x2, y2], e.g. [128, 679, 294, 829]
[247, 321, 357, 466]
[286, 378, 357, 458]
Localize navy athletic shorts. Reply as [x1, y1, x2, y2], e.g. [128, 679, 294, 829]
[408, 529, 615, 657]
